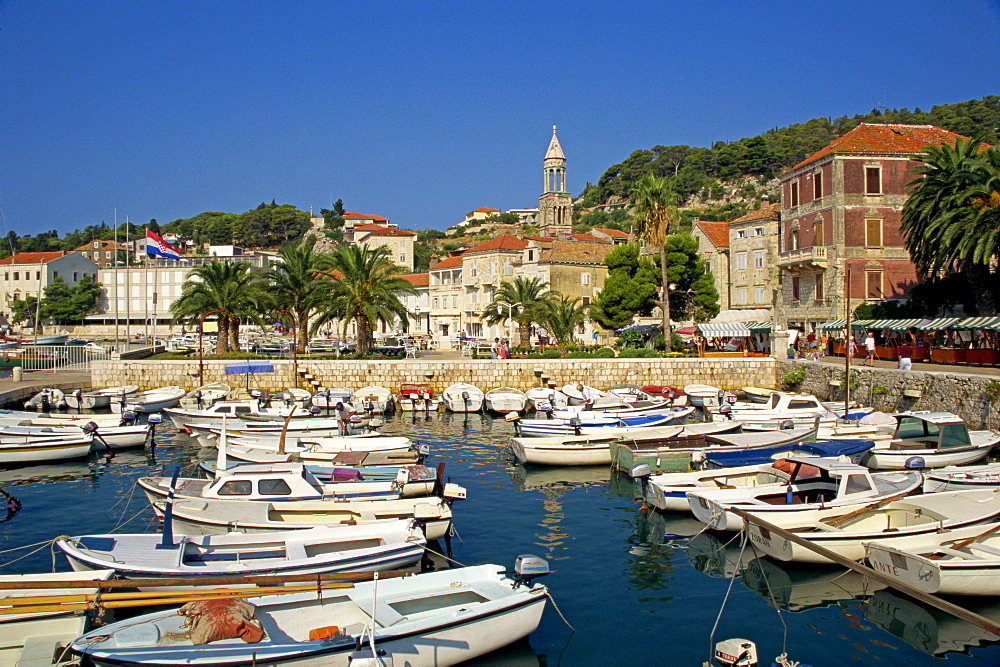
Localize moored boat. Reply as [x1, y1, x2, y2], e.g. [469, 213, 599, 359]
[442, 383, 485, 413]
[922, 462, 1000, 493]
[0, 433, 93, 465]
[65, 385, 139, 410]
[353, 385, 394, 413]
[397, 383, 439, 411]
[485, 386, 528, 413]
[864, 412, 1000, 470]
[683, 384, 724, 407]
[114, 385, 186, 413]
[510, 425, 685, 466]
[741, 386, 777, 403]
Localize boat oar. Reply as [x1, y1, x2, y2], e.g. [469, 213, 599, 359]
[927, 522, 1000, 560]
[820, 490, 913, 528]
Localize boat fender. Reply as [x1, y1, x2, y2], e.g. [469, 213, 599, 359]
[904, 456, 926, 470]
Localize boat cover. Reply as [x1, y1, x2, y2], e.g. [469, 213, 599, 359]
[225, 362, 275, 375]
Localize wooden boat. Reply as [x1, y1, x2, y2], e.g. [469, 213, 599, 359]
[746, 488, 1000, 564]
[68, 560, 549, 666]
[865, 522, 1000, 596]
[65, 385, 139, 410]
[23, 387, 66, 411]
[688, 457, 923, 531]
[353, 385, 393, 413]
[0, 569, 114, 666]
[716, 392, 837, 420]
[643, 460, 795, 511]
[22, 334, 69, 345]
[610, 423, 818, 474]
[160, 494, 460, 540]
[741, 386, 777, 404]
[607, 383, 652, 402]
[641, 386, 687, 406]
[113, 385, 186, 413]
[224, 444, 427, 468]
[179, 383, 232, 409]
[0, 433, 93, 464]
[138, 461, 440, 506]
[559, 384, 626, 409]
[864, 412, 1000, 469]
[166, 401, 311, 429]
[513, 411, 687, 437]
[552, 399, 683, 419]
[510, 426, 685, 466]
[396, 382, 439, 411]
[0, 423, 149, 449]
[922, 462, 1000, 493]
[485, 387, 527, 413]
[57, 521, 427, 581]
[0, 409, 121, 428]
[700, 438, 874, 468]
[442, 383, 485, 413]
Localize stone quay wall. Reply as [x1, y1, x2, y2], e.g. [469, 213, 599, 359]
[777, 360, 1000, 429]
[90, 358, 779, 395]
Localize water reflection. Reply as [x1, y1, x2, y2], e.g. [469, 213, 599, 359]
[740, 557, 884, 613]
[864, 590, 1000, 656]
[686, 531, 756, 579]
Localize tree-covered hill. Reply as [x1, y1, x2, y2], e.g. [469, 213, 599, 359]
[581, 95, 1000, 207]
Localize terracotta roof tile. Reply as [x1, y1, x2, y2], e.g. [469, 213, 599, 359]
[343, 212, 390, 221]
[592, 227, 629, 239]
[0, 251, 73, 265]
[695, 220, 730, 248]
[730, 203, 780, 224]
[465, 235, 530, 253]
[400, 272, 429, 287]
[430, 256, 463, 270]
[788, 123, 970, 173]
[539, 240, 614, 264]
[570, 233, 603, 242]
[352, 223, 416, 237]
[471, 207, 500, 213]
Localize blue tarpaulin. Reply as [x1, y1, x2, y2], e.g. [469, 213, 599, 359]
[225, 362, 275, 375]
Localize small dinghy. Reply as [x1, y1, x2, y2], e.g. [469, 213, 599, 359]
[741, 386, 777, 404]
[641, 386, 687, 406]
[688, 456, 923, 531]
[179, 383, 232, 409]
[864, 412, 1000, 470]
[353, 386, 394, 414]
[513, 411, 687, 437]
[396, 383, 439, 411]
[68, 559, 550, 666]
[65, 385, 139, 410]
[683, 384, 724, 407]
[746, 488, 1000, 564]
[268, 388, 313, 409]
[641, 460, 796, 512]
[23, 388, 66, 411]
[865, 522, 1000, 596]
[922, 462, 1000, 493]
[0, 432, 93, 464]
[525, 387, 558, 411]
[57, 521, 427, 581]
[510, 426, 685, 466]
[165, 401, 310, 429]
[0, 423, 149, 450]
[559, 384, 626, 409]
[485, 387, 527, 413]
[114, 385, 186, 413]
[442, 383, 485, 413]
[312, 387, 354, 411]
[701, 438, 874, 468]
[224, 444, 427, 468]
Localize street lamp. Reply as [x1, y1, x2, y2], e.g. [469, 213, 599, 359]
[413, 305, 420, 336]
[507, 302, 521, 345]
[198, 309, 224, 387]
[276, 309, 298, 388]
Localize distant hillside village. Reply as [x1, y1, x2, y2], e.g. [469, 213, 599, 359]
[2, 95, 998, 348]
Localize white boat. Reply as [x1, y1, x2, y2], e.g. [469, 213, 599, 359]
[268, 388, 313, 409]
[741, 386, 777, 404]
[683, 384, 724, 407]
[0, 569, 114, 666]
[552, 399, 681, 419]
[715, 392, 837, 421]
[178, 383, 232, 409]
[513, 410, 690, 437]
[0, 423, 149, 449]
[396, 383, 440, 411]
[188, 421, 376, 449]
[525, 387, 558, 411]
[165, 400, 310, 429]
[442, 383, 485, 413]
[865, 522, 1000, 596]
[353, 385, 394, 414]
[68, 560, 550, 666]
[312, 387, 354, 410]
[57, 521, 427, 580]
[23, 334, 69, 345]
[643, 461, 796, 511]
[138, 461, 440, 506]
[113, 385, 186, 413]
[510, 425, 685, 466]
[485, 386, 528, 413]
[864, 412, 1000, 469]
[560, 384, 626, 409]
[607, 383, 653, 402]
[224, 444, 427, 468]
[65, 385, 139, 410]
[0, 433, 93, 464]
[161, 494, 461, 540]
[747, 488, 1000, 564]
[922, 462, 1000, 493]
[688, 457, 923, 531]
[23, 387, 66, 411]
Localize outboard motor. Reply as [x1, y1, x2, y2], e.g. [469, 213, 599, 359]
[716, 389, 726, 407]
[309, 406, 322, 416]
[630, 463, 652, 503]
[40, 389, 51, 413]
[72, 389, 83, 413]
[779, 419, 794, 430]
[569, 416, 583, 436]
[120, 410, 137, 427]
[193, 389, 203, 409]
[719, 404, 733, 420]
[713, 638, 758, 667]
[905, 456, 926, 470]
[726, 394, 737, 406]
[284, 393, 293, 408]
[512, 554, 549, 589]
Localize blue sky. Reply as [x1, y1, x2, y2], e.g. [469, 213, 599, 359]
[2, 1, 999, 236]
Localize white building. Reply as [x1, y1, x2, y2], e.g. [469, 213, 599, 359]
[0, 251, 99, 318]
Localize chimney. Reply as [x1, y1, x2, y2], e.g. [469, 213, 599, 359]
[760, 195, 770, 209]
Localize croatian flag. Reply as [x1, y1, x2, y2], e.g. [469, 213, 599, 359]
[146, 230, 179, 260]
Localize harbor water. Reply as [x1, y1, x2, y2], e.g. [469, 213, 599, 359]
[1, 411, 999, 665]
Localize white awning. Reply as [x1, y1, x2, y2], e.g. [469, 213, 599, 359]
[697, 322, 751, 337]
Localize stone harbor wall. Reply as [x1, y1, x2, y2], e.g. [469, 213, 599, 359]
[90, 358, 779, 395]
[777, 360, 1000, 429]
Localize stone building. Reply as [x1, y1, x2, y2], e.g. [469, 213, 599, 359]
[349, 223, 417, 270]
[728, 200, 781, 315]
[692, 219, 732, 311]
[73, 240, 130, 267]
[777, 123, 968, 332]
[0, 251, 99, 318]
[399, 272, 430, 335]
[428, 255, 464, 346]
[539, 126, 572, 237]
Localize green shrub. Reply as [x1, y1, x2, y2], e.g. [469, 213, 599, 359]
[618, 348, 657, 358]
[566, 351, 594, 359]
[838, 371, 861, 392]
[615, 330, 644, 350]
[871, 384, 888, 395]
[541, 349, 561, 359]
[593, 347, 616, 358]
[781, 367, 806, 389]
[985, 381, 1000, 401]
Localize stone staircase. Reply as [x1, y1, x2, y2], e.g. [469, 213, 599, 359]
[298, 367, 323, 392]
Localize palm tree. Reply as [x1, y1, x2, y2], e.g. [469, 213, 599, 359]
[315, 244, 415, 354]
[631, 174, 680, 351]
[263, 236, 334, 353]
[535, 294, 588, 355]
[481, 276, 555, 347]
[901, 139, 996, 314]
[171, 260, 266, 353]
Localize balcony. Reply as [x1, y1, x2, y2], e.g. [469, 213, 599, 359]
[778, 246, 828, 270]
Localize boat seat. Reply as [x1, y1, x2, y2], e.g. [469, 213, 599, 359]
[888, 440, 930, 451]
[968, 543, 1000, 557]
[17, 634, 78, 667]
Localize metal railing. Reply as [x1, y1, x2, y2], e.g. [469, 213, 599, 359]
[17, 345, 111, 373]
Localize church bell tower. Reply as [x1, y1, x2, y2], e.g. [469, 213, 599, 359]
[539, 126, 572, 237]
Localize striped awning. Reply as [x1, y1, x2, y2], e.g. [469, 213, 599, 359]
[883, 318, 927, 331]
[919, 317, 963, 331]
[819, 319, 846, 330]
[697, 322, 751, 337]
[867, 319, 896, 329]
[852, 319, 874, 329]
[745, 322, 773, 334]
[952, 316, 1000, 330]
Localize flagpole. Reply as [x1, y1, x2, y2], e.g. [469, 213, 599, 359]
[125, 217, 131, 344]
[144, 227, 149, 344]
[151, 254, 159, 352]
[113, 208, 119, 350]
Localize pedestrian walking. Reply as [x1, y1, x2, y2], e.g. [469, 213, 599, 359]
[898, 342, 913, 370]
[864, 331, 876, 366]
[848, 337, 857, 360]
[820, 334, 828, 357]
[499, 338, 510, 360]
[490, 337, 500, 359]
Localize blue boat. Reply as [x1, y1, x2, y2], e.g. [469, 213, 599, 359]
[514, 412, 686, 437]
[703, 439, 875, 468]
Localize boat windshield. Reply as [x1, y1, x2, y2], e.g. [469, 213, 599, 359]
[939, 423, 972, 449]
[896, 416, 935, 440]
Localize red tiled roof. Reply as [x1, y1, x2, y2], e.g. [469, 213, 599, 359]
[730, 203, 780, 224]
[0, 251, 72, 265]
[570, 233, 603, 242]
[73, 240, 127, 252]
[539, 240, 615, 264]
[471, 207, 500, 213]
[695, 220, 730, 248]
[465, 235, 529, 253]
[788, 123, 970, 172]
[353, 223, 417, 237]
[343, 212, 390, 221]
[523, 235, 555, 243]
[401, 272, 429, 287]
[430, 256, 463, 270]
[592, 227, 629, 239]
